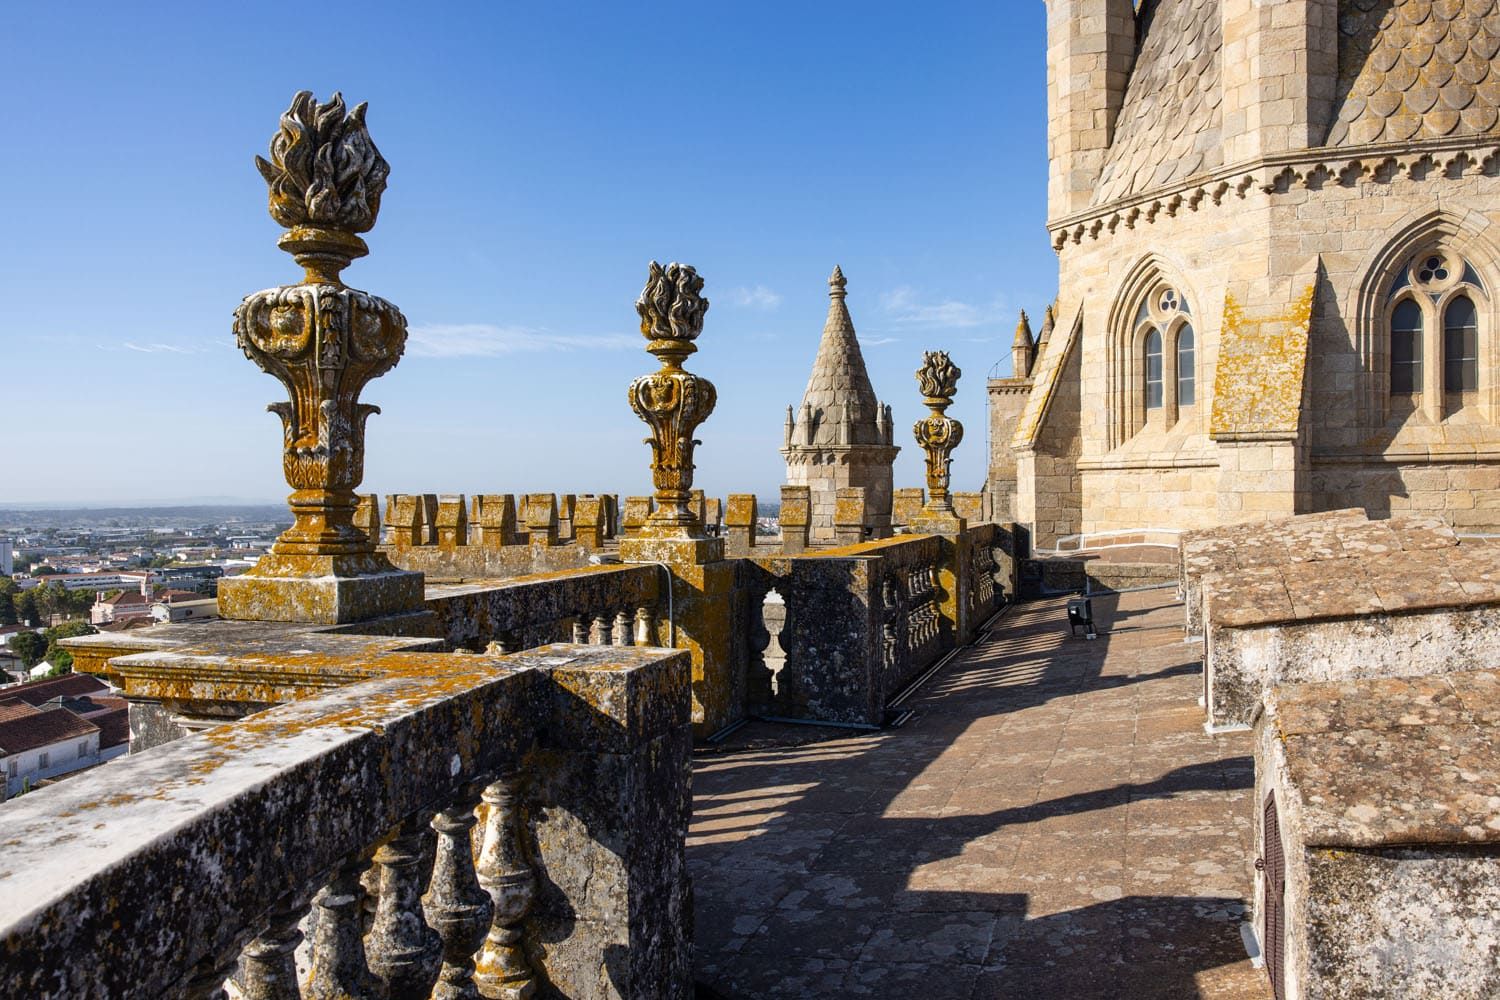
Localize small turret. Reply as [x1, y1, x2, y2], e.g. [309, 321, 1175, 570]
[1012, 310, 1036, 379]
[784, 404, 795, 447]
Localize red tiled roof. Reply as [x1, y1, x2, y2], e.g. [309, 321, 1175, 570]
[88, 702, 129, 750]
[0, 701, 39, 724]
[0, 673, 110, 707]
[0, 707, 99, 755]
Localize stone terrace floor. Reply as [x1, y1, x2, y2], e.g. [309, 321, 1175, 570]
[690, 590, 1270, 999]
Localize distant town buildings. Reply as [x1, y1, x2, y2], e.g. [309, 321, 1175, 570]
[0, 673, 127, 800]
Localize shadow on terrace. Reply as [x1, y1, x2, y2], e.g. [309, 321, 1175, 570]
[689, 589, 1269, 1000]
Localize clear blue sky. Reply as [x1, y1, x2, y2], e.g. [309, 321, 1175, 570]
[0, 1, 1054, 506]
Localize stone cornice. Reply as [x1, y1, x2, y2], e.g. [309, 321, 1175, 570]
[1048, 135, 1500, 252]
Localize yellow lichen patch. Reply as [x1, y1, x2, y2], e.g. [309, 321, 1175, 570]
[1209, 283, 1316, 439]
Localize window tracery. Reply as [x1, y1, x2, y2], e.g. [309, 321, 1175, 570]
[1385, 249, 1488, 416]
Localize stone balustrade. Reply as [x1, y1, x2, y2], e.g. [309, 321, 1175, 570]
[0, 643, 692, 1000]
[743, 525, 1010, 726]
[426, 563, 662, 654]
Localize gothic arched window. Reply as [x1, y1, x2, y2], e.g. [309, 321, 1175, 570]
[1386, 249, 1487, 416]
[1122, 280, 1195, 436]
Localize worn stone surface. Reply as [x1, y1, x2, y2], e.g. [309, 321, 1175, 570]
[1254, 669, 1500, 999]
[1201, 533, 1500, 726]
[0, 643, 693, 1000]
[692, 590, 1267, 998]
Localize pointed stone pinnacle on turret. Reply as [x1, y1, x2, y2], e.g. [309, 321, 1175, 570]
[829, 265, 847, 297]
[1013, 310, 1034, 348]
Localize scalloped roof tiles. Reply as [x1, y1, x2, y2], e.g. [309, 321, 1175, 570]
[1094, 0, 1224, 205]
[1328, 0, 1500, 146]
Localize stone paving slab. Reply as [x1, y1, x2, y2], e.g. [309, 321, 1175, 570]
[690, 591, 1269, 999]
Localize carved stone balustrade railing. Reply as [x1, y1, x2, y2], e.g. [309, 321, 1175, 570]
[0, 643, 692, 1000]
[740, 522, 1013, 727]
[425, 563, 661, 654]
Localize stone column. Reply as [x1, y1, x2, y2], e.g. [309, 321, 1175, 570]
[617, 262, 739, 739]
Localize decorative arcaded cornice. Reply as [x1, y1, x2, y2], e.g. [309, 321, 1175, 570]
[1049, 135, 1500, 252]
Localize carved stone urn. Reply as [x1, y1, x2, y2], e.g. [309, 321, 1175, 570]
[217, 91, 424, 624]
[913, 350, 965, 521]
[627, 262, 718, 538]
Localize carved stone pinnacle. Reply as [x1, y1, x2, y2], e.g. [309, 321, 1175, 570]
[629, 262, 717, 534]
[913, 351, 964, 516]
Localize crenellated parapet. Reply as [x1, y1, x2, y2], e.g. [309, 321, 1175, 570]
[370, 493, 623, 580]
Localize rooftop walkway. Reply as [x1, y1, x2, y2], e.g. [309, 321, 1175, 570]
[690, 590, 1269, 999]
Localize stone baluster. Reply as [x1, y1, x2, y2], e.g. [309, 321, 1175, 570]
[305, 858, 380, 1000]
[593, 611, 615, 645]
[572, 617, 590, 644]
[635, 603, 657, 647]
[615, 608, 634, 646]
[425, 782, 494, 1000]
[181, 949, 240, 1000]
[367, 813, 442, 999]
[473, 771, 538, 999]
[237, 894, 310, 1000]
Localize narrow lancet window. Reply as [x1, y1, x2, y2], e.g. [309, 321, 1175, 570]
[1176, 326, 1195, 406]
[1145, 329, 1163, 410]
[1390, 299, 1422, 395]
[1444, 295, 1478, 393]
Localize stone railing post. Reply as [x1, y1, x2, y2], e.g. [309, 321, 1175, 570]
[557, 494, 577, 542]
[891, 488, 925, 532]
[472, 495, 521, 549]
[525, 494, 559, 549]
[725, 494, 758, 557]
[779, 486, 811, 555]
[622, 496, 653, 538]
[834, 487, 868, 546]
[217, 91, 424, 624]
[574, 496, 606, 549]
[435, 495, 469, 551]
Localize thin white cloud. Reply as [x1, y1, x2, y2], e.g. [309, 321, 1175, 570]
[726, 285, 783, 310]
[102, 342, 206, 355]
[878, 286, 1005, 329]
[863, 337, 901, 346]
[407, 324, 638, 358]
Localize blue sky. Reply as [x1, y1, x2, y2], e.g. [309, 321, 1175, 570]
[0, 1, 1054, 506]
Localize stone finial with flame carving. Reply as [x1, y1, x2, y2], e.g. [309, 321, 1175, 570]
[218, 91, 422, 624]
[913, 351, 964, 516]
[628, 262, 717, 534]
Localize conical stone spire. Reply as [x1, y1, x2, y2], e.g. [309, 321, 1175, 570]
[782, 266, 899, 544]
[794, 265, 885, 447]
[1012, 309, 1035, 379]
